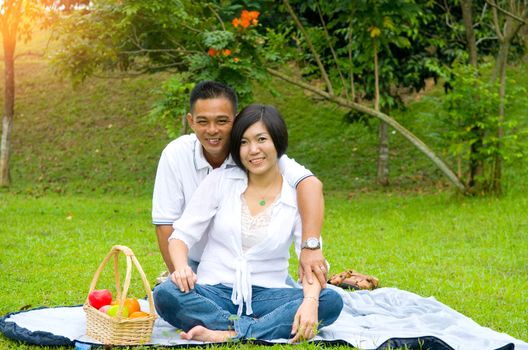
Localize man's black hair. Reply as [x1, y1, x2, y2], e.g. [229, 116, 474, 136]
[230, 104, 288, 170]
[189, 81, 238, 114]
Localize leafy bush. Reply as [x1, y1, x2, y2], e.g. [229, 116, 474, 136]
[440, 62, 528, 193]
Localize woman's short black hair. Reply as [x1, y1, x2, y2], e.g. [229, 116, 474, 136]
[230, 104, 288, 170]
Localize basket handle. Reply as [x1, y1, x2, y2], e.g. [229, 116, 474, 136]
[85, 245, 155, 319]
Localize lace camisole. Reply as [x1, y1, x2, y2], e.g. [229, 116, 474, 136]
[240, 195, 279, 252]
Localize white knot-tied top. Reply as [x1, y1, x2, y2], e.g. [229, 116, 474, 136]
[170, 167, 302, 316]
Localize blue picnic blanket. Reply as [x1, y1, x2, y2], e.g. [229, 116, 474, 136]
[1, 286, 527, 349]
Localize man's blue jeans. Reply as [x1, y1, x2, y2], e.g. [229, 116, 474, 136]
[154, 280, 343, 341]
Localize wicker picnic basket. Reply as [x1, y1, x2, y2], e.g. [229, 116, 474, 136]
[83, 245, 157, 345]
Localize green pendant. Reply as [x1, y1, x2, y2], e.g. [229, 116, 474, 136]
[259, 199, 266, 206]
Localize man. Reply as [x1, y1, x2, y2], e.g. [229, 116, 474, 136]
[152, 81, 327, 286]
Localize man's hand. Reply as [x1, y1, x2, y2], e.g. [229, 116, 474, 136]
[298, 249, 327, 287]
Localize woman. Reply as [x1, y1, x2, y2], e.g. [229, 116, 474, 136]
[154, 104, 343, 343]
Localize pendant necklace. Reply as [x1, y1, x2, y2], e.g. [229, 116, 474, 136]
[254, 182, 278, 206]
[249, 172, 282, 207]
[257, 188, 269, 206]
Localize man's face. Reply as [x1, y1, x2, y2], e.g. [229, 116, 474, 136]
[187, 97, 235, 166]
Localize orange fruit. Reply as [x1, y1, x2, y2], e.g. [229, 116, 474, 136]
[129, 311, 150, 319]
[123, 298, 141, 314]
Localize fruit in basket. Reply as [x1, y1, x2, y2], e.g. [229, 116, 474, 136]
[123, 298, 141, 314]
[99, 305, 112, 314]
[107, 304, 129, 317]
[88, 289, 112, 309]
[129, 311, 150, 318]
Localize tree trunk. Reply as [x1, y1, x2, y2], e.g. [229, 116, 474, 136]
[373, 45, 389, 186]
[461, 0, 484, 191]
[1, 30, 16, 187]
[377, 121, 390, 186]
[461, 0, 478, 66]
[492, 40, 510, 195]
[489, 6, 526, 194]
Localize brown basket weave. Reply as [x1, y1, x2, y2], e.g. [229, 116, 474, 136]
[83, 245, 156, 345]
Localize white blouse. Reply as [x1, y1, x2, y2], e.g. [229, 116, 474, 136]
[153, 134, 312, 262]
[170, 167, 302, 316]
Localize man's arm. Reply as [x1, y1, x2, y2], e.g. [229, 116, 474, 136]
[296, 176, 327, 287]
[156, 225, 175, 273]
[152, 143, 185, 274]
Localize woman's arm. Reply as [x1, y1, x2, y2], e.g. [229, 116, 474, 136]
[290, 276, 322, 343]
[168, 238, 197, 293]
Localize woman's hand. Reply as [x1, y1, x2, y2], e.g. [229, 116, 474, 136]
[170, 265, 197, 293]
[290, 298, 319, 343]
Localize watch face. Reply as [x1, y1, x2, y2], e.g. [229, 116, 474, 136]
[307, 238, 319, 248]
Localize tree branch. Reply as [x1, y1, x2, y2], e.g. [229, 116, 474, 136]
[266, 67, 466, 192]
[485, 0, 528, 25]
[92, 62, 184, 79]
[121, 47, 198, 55]
[489, 0, 505, 40]
[14, 51, 44, 59]
[207, 4, 226, 31]
[476, 36, 498, 46]
[283, 0, 334, 95]
[316, 1, 347, 98]
[347, 24, 355, 100]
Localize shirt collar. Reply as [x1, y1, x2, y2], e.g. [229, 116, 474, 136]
[193, 135, 236, 171]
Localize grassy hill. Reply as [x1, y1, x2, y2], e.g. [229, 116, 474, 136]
[2, 30, 527, 197]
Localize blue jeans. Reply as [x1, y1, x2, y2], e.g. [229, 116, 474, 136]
[154, 280, 343, 341]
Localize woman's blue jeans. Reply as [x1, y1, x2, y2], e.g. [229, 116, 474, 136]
[154, 280, 343, 341]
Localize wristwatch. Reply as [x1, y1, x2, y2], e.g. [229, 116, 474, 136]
[301, 237, 321, 250]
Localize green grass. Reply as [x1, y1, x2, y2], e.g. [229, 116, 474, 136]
[1, 192, 527, 349]
[1, 30, 528, 348]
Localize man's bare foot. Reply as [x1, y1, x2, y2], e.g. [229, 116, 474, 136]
[180, 325, 236, 342]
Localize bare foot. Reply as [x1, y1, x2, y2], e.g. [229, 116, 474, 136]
[180, 325, 236, 342]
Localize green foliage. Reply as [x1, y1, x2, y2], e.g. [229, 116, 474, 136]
[439, 62, 528, 192]
[149, 75, 195, 139]
[203, 30, 235, 49]
[148, 7, 279, 128]
[51, 0, 216, 81]
[50, 0, 452, 130]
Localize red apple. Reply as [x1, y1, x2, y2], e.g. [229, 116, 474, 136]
[88, 289, 112, 309]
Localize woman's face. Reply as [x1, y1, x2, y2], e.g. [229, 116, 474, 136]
[239, 120, 278, 176]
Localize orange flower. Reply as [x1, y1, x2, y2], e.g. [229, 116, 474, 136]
[223, 49, 231, 56]
[240, 17, 250, 28]
[208, 48, 217, 57]
[237, 10, 259, 28]
[241, 10, 250, 21]
[233, 57, 240, 63]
